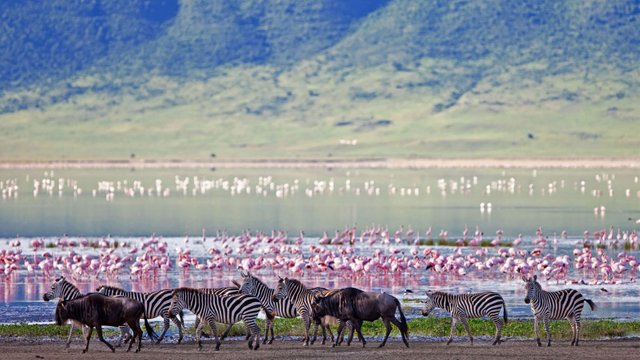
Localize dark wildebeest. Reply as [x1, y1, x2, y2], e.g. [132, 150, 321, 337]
[311, 287, 409, 348]
[54, 293, 152, 353]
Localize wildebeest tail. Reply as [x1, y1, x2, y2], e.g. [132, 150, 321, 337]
[585, 298, 596, 312]
[502, 300, 508, 325]
[394, 297, 409, 335]
[143, 312, 157, 341]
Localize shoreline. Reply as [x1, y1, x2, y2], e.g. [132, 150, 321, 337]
[1, 157, 640, 169]
[1, 337, 639, 360]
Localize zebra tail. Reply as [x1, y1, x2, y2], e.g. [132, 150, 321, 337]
[143, 312, 158, 341]
[502, 301, 508, 325]
[585, 299, 596, 312]
[394, 298, 409, 335]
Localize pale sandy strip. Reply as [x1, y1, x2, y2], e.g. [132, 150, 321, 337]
[1, 158, 640, 169]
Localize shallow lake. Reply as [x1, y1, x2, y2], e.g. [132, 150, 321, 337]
[0, 167, 639, 324]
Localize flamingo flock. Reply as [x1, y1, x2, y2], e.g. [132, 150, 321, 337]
[0, 170, 638, 205]
[2, 225, 639, 287]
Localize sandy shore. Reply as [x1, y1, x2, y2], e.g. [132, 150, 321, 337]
[1, 158, 640, 169]
[1, 337, 639, 360]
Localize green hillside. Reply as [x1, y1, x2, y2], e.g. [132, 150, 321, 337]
[0, 0, 638, 162]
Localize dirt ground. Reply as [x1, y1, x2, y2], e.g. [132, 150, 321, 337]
[1, 337, 639, 360]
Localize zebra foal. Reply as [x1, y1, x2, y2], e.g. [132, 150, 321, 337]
[169, 287, 264, 351]
[523, 275, 596, 346]
[422, 290, 508, 345]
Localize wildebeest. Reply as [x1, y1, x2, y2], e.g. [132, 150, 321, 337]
[311, 287, 409, 348]
[54, 293, 152, 353]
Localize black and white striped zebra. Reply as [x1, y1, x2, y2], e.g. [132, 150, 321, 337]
[43, 277, 129, 347]
[169, 286, 242, 340]
[422, 290, 508, 345]
[96, 285, 181, 344]
[238, 271, 298, 344]
[523, 275, 596, 346]
[273, 277, 339, 346]
[169, 287, 263, 351]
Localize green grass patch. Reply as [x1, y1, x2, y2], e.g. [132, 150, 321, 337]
[5, 319, 639, 340]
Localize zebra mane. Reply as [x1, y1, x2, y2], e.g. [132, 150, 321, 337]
[248, 274, 271, 289]
[58, 278, 80, 290]
[98, 285, 126, 292]
[285, 278, 306, 290]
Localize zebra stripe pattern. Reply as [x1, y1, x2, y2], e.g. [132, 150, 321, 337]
[523, 275, 596, 346]
[238, 271, 298, 344]
[96, 285, 183, 344]
[169, 287, 262, 351]
[273, 277, 336, 346]
[422, 290, 508, 345]
[171, 286, 242, 340]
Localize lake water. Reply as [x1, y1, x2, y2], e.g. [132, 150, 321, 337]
[0, 167, 639, 324]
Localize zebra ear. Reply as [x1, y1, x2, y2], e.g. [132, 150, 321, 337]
[231, 279, 241, 288]
[533, 274, 537, 282]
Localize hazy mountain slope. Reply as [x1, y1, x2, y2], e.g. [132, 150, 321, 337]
[0, 0, 638, 161]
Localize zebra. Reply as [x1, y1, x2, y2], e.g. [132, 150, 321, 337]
[96, 285, 182, 344]
[169, 287, 264, 351]
[237, 271, 299, 344]
[273, 277, 343, 346]
[168, 286, 243, 340]
[422, 290, 508, 345]
[523, 275, 596, 346]
[43, 277, 129, 347]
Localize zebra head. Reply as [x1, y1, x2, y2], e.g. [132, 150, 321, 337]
[523, 274, 540, 304]
[238, 270, 258, 296]
[421, 290, 437, 316]
[43, 276, 67, 301]
[169, 289, 187, 317]
[273, 276, 288, 302]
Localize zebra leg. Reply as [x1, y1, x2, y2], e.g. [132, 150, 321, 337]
[302, 313, 311, 346]
[116, 324, 131, 347]
[208, 319, 221, 351]
[171, 315, 184, 344]
[95, 326, 115, 353]
[310, 320, 320, 345]
[379, 319, 392, 347]
[492, 317, 503, 345]
[155, 316, 171, 344]
[324, 323, 335, 345]
[460, 317, 473, 345]
[245, 318, 260, 350]
[332, 321, 346, 347]
[543, 316, 551, 347]
[269, 319, 275, 344]
[195, 319, 206, 351]
[534, 316, 541, 346]
[83, 326, 93, 353]
[447, 317, 458, 345]
[568, 316, 578, 346]
[575, 318, 582, 346]
[220, 323, 234, 340]
[263, 317, 271, 344]
[65, 322, 76, 348]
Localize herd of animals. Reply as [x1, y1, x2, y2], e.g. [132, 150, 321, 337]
[44, 272, 596, 353]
